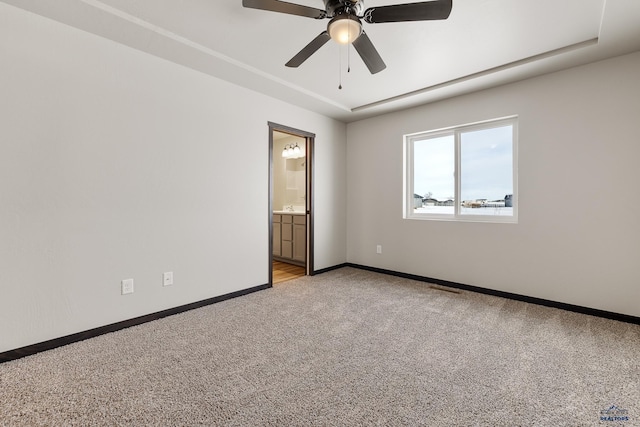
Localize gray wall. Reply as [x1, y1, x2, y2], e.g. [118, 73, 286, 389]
[0, 4, 347, 353]
[347, 52, 640, 318]
[2, 2, 638, 354]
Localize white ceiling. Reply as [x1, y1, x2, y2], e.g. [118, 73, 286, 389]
[4, 0, 640, 122]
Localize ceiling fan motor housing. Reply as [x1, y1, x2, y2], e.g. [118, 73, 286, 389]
[323, 0, 364, 17]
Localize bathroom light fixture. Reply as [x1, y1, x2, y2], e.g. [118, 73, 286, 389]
[282, 143, 303, 159]
[328, 14, 362, 45]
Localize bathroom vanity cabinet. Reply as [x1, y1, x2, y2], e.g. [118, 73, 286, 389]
[273, 213, 306, 266]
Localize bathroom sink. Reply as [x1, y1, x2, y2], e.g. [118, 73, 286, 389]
[275, 205, 305, 214]
[273, 210, 305, 215]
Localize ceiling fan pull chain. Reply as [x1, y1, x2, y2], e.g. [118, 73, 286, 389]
[347, 21, 351, 73]
[338, 45, 343, 90]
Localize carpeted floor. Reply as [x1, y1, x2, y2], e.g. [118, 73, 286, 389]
[1, 267, 638, 426]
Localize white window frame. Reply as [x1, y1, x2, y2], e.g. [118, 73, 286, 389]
[404, 116, 518, 223]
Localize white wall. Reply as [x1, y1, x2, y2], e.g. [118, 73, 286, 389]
[0, 3, 346, 353]
[347, 52, 640, 317]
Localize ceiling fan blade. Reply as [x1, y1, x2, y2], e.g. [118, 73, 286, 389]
[363, 0, 452, 24]
[285, 31, 331, 68]
[352, 31, 386, 74]
[242, 0, 326, 19]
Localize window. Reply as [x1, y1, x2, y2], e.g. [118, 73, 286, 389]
[404, 116, 517, 222]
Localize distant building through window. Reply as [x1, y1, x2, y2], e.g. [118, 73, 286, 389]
[404, 116, 517, 223]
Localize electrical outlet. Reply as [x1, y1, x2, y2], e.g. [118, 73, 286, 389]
[376, 245, 382, 254]
[121, 278, 134, 295]
[163, 272, 173, 287]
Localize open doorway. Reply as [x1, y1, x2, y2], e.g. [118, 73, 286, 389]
[268, 122, 314, 286]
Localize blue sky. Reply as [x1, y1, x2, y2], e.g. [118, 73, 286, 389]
[413, 125, 513, 201]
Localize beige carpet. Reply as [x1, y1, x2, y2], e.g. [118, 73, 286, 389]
[1, 267, 638, 426]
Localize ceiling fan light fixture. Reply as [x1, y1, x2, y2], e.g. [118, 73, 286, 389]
[328, 15, 362, 45]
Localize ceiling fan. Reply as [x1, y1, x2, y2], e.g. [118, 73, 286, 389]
[242, 0, 453, 74]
